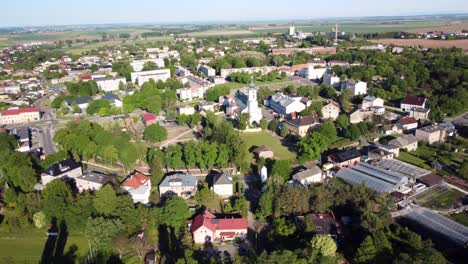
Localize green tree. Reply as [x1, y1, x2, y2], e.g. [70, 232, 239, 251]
[271, 160, 291, 182]
[310, 235, 337, 257]
[159, 196, 192, 232]
[336, 114, 349, 129]
[142, 61, 158, 71]
[269, 119, 279, 132]
[354, 236, 377, 264]
[85, 217, 125, 251]
[144, 124, 168, 142]
[319, 83, 336, 98]
[93, 185, 118, 216]
[297, 132, 329, 161]
[42, 180, 73, 221]
[280, 124, 289, 137]
[260, 119, 268, 130]
[238, 113, 250, 130]
[0, 152, 37, 192]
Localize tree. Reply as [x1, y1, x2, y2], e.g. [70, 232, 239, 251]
[297, 132, 329, 161]
[260, 119, 268, 130]
[269, 119, 279, 132]
[142, 61, 158, 71]
[271, 160, 291, 182]
[318, 121, 337, 143]
[310, 235, 337, 257]
[42, 180, 73, 221]
[0, 152, 37, 192]
[319, 83, 336, 98]
[159, 196, 192, 232]
[336, 114, 349, 129]
[354, 236, 377, 264]
[93, 185, 118, 216]
[280, 124, 289, 137]
[85, 217, 125, 251]
[339, 89, 352, 112]
[238, 113, 250, 130]
[144, 124, 168, 142]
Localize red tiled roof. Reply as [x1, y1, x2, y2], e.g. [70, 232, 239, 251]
[191, 210, 248, 233]
[122, 172, 150, 189]
[401, 96, 426, 106]
[81, 75, 92, 80]
[0, 107, 39, 116]
[399, 117, 417, 125]
[143, 113, 156, 122]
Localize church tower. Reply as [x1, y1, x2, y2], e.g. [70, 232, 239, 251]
[247, 76, 262, 125]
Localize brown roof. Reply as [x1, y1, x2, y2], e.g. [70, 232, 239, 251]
[285, 116, 319, 127]
[401, 96, 426, 106]
[253, 145, 273, 153]
[417, 174, 443, 187]
[399, 117, 417, 125]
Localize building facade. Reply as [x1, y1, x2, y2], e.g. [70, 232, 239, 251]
[0, 107, 40, 125]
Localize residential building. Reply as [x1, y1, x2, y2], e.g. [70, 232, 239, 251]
[190, 210, 248, 244]
[209, 76, 226, 85]
[323, 74, 340, 87]
[400, 96, 426, 112]
[267, 92, 306, 116]
[131, 69, 171, 85]
[41, 159, 82, 186]
[94, 77, 126, 92]
[327, 60, 349, 67]
[220, 66, 276, 78]
[211, 173, 233, 197]
[398, 117, 418, 132]
[379, 145, 400, 157]
[75, 172, 111, 193]
[364, 145, 395, 161]
[11, 126, 30, 152]
[410, 108, 430, 120]
[389, 134, 419, 151]
[336, 162, 409, 193]
[130, 59, 165, 72]
[322, 99, 340, 120]
[308, 214, 340, 236]
[66, 97, 92, 111]
[101, 93, 122, 108]
[0, 107, 40, 125]
[284, 115, 321, 138]
[341, 80, 367, 96]
[292, 166, 323, 185]
[159, 173, 198, 200]
[122, 172, 151, 204]
[439, 121, 456, 137]
[252, 145, 274, 159]
[177, 75, 212, 101]
[362, 96, 384, 110]
[305, 65, 328, 80]
[380, 124, 402, 135]
[178, 105, 196, 116]
[415, 124, 446, 144]
[271, 47, 336, 56]
[328, 148, 361, 168]
[349, 109, 373, 124]
[199, 65, 216, 77]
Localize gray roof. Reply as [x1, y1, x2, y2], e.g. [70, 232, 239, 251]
[389, 134, 418, 148]
[270, 92, 297, 107]
[66, 96, 92, 105]
[418, 124, 442, 133]
[101, 93, 121, 103]
[292, 166, 322, 181]
[376, 159, 431, 179]
[160, 173, 197, 188]
[76, 172, 111, 185]
[44, 159, 81, 177]
[336, 162, 408, 193]
[214, 173, 233, 185]
[12, 126, 29, 141]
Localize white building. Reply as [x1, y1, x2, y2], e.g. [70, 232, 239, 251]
[94, 77, 126, 92]
[212, 173, 233, 197]
[246, 80, 263, 125]
[41, 160, 82, 186]
[178, 105, 196, 115]
[292, 166, 323, 185]
[199, 65, 216, 77]
[305, 65, 328, 80]
[122, 172, 151, 204]
[322, 99, 340, 120]
[0, 107, 40, 125]
[75, 172, 111, 193]
[362, 96, 384, 110]
[323, 74, 340, 87]
[131, 59, 165, 72]
[131, 69, 171, 85]
[341, 80, 367, 96]
[267, 92, 306, 116]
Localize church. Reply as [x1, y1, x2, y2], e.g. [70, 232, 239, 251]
[224, 77, 263, 125]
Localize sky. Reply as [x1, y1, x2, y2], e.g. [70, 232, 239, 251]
[1, 0, 467, 27]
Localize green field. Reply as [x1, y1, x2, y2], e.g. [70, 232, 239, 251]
[397, 151, 432, 170]
[421, 189, 464, 210]
[0, 229, 89, 263]
[241, 131, 296, 160]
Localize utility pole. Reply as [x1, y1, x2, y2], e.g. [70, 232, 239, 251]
[334, 23, 338, 45]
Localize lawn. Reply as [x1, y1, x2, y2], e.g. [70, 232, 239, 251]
[0, 228, 89, 263]
[396, 151, 431, 170]
[421, 189, 464, 210]
[241, 131, 296, 160]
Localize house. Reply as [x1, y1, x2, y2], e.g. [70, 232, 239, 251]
[362, 96, 384, 110]
[322, 100, 340, 120]
[380, 124, 402, 135]
[190, 210, 248, 244]
[122, 172, 151, 204]
[284, 115, 320, 138]
[292, 166, 323, 185]
[336, 162, 409, 193]
[101, 93, 122, 108]
[0, 107, 40, 125]
[439, 121, 457, 137]
[400, 96, 426, 112]
[340, 80, 367, 96]
[305, 65, 328, 80]
[252, 145, 274, 159]
[364, 145, 395, 161]
[328, 148, 361, 168]
[66, 97, 92, 111]
[267, 92, 306, 116]
[178, 105, 196, 116]
[323, 74, 340, 87]
[143, 113, 156, 126]
[159, 173, 197, 199]
[211, 173, 233, 197]
[94, 77, 126, 92]
[389, 134, 418, 151]
[11, 126, 30, 152]
[130, 59, 165, 72]
[308, 214, 340, 236]
[75, 172, 112, 193]
[415, 124, 446, 144]
[349, 109, 373, 124]
[41, 159, 82, 186]
[131, 69, 171, 85]
[379, 145, 400, 157]
[410, 108, 430, 120]
[398, 117, 418, 132]
[199, 65, 216, 77]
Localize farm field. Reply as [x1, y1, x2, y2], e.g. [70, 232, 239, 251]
[241, 131, 296, 160]
[396, 151, 431, 170]
[369, 38, 468, 51]
[0, 229, 88, 263]
[405, 22, 468, 33]
[187, 29, 255, 36]
[416, 186, 465, 210]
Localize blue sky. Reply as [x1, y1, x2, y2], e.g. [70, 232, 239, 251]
[1, 0, 467, 27]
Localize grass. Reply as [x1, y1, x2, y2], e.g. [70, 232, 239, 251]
[421, 189, 464, 210]
[241, 131, 296, 160]
[449, 213, 468, 227]
[397, 151, 432, 170]
[0, 228, 89, 263]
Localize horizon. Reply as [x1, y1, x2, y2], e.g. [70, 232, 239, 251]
[1, 0, 468, 27]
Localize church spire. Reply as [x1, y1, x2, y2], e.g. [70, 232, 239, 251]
[249, 75, 255, 88]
